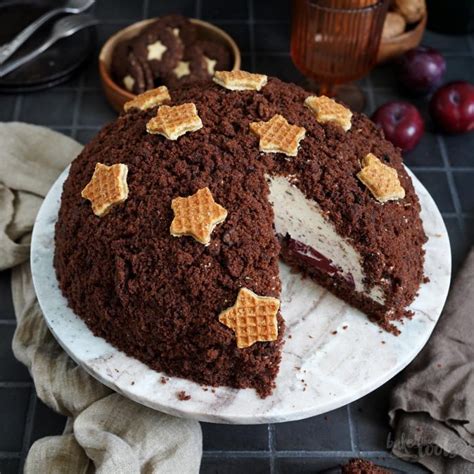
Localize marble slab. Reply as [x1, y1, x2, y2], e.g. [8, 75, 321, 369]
[31, 167, 451, 424]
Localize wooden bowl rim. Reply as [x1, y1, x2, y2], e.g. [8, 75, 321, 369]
[99, 17, 242, 101]
[380, 13, 427, 45]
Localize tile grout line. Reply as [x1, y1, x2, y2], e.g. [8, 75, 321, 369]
[0, 382, 33, 388]
[347, 404, 359, 453]
[268, 424, 276, 473]
[437, 135, 467, 236]
[248, 0, 256, 72]
[202, 449, 401, 458]
[12, 95, 23, 121]
[70, 74, 86, 140]
[0, 452, 21, 459]
[142, 0, 149, 19]
[0, 319, 17, 325]
[195, 0, 202, 20]
[365, 72, 376, 113]
[18, 391, 37, 473]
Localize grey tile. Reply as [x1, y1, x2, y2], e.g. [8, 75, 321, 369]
[412, 171, 455, 213]
[0, 95, 16, 121]
[453, 171, 474, 213]
[404, 133, 444, 168]
[351, 380, 394, 451]
[254, 23, 290, 53]
[0, 271, 15, 321]
[200, 457, 270, 474]
[0, 387, 30, 451]
[29, 398, 67, 447]
[276, 457, 348, 473]
[19, 90, 75, 127]
[255, 54, 303, 84]
[274, 407, 351, 451]
[0, 458, 20, 474]
[0, 325, 30, 382]
[148, 0, 196, 17]
[464, 218, 474, 251]
[76, 128, 101, 145]
[241, 54, 252, 72]
[443, 217, 467, 277]
[254, 0, 291, 21]
[443, 133, 474, 168]
[83, 58, 102, 89]
[201, 0, 249, 21]
[422, 31, 471, 53]
[370, 63, 399, 89]
[202, 423, 268, 451]
[95, 0, 143, 21]
[78, 91, 117, 127]
[444, 57, 474, 84]
[96, 24, 128, 49]
[214, 23, 250, 53]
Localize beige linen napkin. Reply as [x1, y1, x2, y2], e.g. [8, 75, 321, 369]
[389, 249, 474, 473]
[0, 123, 202, 474]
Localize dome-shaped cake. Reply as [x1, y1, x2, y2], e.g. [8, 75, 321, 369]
[54, 73, 426, 397]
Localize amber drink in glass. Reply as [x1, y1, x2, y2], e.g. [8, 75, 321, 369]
[291, 0, 389, 108]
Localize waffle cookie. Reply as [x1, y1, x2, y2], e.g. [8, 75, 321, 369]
[250, 114, 306, 157]
[170, 187, 228, 245]
[146, 103, 203, 140]
[81, 163, 129, 217]
[218, 288, 280, 349]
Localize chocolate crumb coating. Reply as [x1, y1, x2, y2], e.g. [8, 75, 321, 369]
[54, 78, 426, 396]
[342, 458, 392, 473]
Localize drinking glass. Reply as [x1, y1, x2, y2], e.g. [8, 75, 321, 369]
[291, 0, 389, 110]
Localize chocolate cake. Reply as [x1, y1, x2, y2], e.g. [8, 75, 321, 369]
[341, 458, 392, 473]
[54, 74, 426, 397]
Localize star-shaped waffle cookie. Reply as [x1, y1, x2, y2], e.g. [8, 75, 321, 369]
[81, 163, 129, 217]
[357, 153, 405, 203]
[304, 95, 353, 132]
[213, 70, 268, 91]
[146, 103, 203, 140]
[170, 187, 227, 245]
[124, 86, 171, 112]
[250, 114, 306, 156]
[250, 114, 306, 157]
[218, 288, 280, 349]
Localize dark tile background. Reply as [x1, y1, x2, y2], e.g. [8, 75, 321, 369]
[1, 0, 473, 472]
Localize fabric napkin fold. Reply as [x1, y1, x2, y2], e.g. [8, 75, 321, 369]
[0, 123, 202, 474]
[389, 248, 474, 473]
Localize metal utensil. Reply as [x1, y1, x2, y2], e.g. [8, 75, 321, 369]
[0, 0, 95, 65]
[0, 14, 98, 78]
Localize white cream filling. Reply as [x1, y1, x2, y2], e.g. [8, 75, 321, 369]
[267, 175, 385, 304]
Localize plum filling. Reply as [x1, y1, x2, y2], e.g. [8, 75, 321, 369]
[280, 234, 356, 290]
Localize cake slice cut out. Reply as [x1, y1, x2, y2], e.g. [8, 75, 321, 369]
[218, 288, 280, 349]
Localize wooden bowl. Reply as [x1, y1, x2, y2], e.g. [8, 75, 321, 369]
[99, 18, 241, 113]
[377, 14, 427, 63]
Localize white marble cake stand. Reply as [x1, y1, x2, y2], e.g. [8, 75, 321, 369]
[31, 167, 451, 424]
